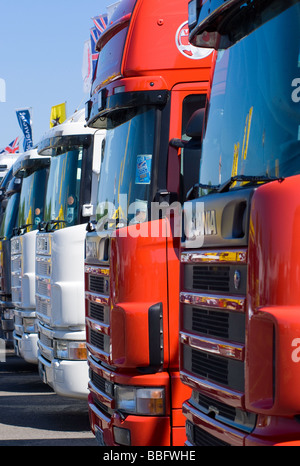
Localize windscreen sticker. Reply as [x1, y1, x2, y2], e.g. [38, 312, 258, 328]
[175, 21, 213, 60]
[135, 154, 152, 184]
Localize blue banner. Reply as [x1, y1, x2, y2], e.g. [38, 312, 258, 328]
[16, 108, 33, 150]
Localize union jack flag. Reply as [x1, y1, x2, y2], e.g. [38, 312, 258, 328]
[0, 137, 20, 154]
[90, 14, 108, 77]
[92, 14, 108, 34]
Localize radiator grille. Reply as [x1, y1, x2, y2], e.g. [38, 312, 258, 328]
[194, 424, 230, 446]
[183, 346, 244, 392]
[197, 393, 236, 421]
[192, 307, 229, 339]
[192, 349, 229, 386]
[193, 265, 230, 292]
[91, 370, 106, 392]
[90, 328, 104, 351]
[39, 332, 52, 348]
[36, 260, 51, 276]
[89, 301, 104, 322]
[89, 275, 105, 294]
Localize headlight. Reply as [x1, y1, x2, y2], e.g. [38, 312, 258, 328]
[36, 234, 51, 255]
[23, 317, 37, 333]
[54, 340, 87, 360]
[11, 237, 22, 254]
[85, 240, 98, 259]
[115, 386, 165, 415]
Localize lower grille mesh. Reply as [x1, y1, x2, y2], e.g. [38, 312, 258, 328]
[194, 424, 230, 446]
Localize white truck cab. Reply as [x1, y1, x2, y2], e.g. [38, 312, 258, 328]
[35, 109, 105, 399]
[0, 155, 24, 344]
[11, 149, 50, 364]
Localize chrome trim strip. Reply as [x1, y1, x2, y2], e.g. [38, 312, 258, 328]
[85, 265, 110, 276]
[180, 370, 243, 408]
[85, 291, 110, 306]
[86, 316, 110, 335]
[181, 249, 247, 264]
[180, 291, 245, 311]
[180, 331, 244, 361]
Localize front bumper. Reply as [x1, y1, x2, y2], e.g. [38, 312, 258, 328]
[37, 321, 89, 399]
[88, 393, 171, 446]
[38, 352, 89, 399]
[14, 331, 38, 364]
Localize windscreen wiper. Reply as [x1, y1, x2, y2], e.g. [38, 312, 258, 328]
[46, 220, 67, 232]
[217, 174, 284, 193]
[186, 182, 220, 201]
[12, 224, 33, 236]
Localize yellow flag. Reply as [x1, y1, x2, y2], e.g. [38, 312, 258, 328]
[50, 102, 66, 128]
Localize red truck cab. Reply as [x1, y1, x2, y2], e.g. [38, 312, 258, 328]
[84, 0, 215, 446]
[180, 0, 300, 446]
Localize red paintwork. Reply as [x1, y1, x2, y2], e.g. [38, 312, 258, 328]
[244, 176, 300, 443]
[85, 0, 215, 447]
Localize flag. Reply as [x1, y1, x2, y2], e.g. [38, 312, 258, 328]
[0, 78, 6, 103]
[50, 102, 67, 128]
[90, 14, 108, 78]
[82, 39, 92, 94]
[92, 14, 108, 34]
[0, 137, 19, 154]
[16, 108, 33, 151]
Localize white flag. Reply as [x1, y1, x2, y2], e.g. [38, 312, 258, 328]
[0, 78, 6, 102]
[82, 39, 92, 94]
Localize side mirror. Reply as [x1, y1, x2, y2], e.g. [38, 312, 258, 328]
[186, 107, 205, 139]
[169, 108, 205, 149]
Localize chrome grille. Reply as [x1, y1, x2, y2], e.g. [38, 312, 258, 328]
[39, 331, 52, 348]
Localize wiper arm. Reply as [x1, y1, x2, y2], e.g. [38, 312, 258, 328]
[46, 220, 67, 232]
[186, 182, 220, 201]
[217, 175, 284, 193]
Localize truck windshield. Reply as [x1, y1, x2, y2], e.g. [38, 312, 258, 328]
[199, 3, 300, 188]
[44, 148, 82, 227]
[96, 106, 156, 227]
[18, 168, 48, 232]
[0, 193, 20, 240]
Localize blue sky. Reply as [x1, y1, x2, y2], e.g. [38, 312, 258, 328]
[0, 0, 108, 151]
